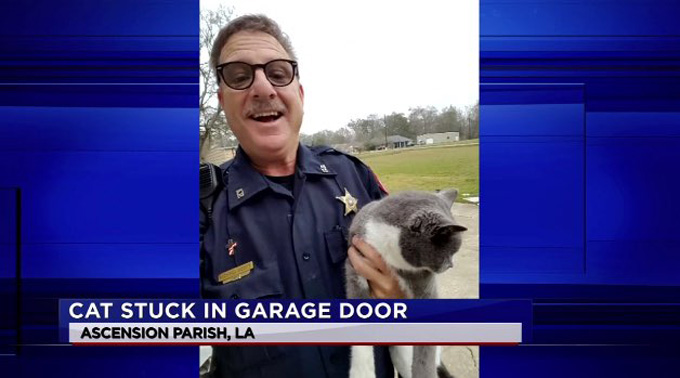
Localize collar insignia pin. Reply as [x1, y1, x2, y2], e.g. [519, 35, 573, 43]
[236, 188, 245, 199]
[320, 164, 329, 173]
[336, 188, 358, 216]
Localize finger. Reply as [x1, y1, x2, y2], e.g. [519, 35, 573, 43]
[350, 237, 377, 268]
[349, 244, 396, 297]
[349, 237, 366, 258]
[352, 237, 389, 274]
[351, 236, 375, 258]
[348, 246, 382, 281]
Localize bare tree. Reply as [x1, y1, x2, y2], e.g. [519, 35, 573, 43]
[408, 106, 439, 136]
[463, 102, 479, 140]
[200, 5, 234, 160]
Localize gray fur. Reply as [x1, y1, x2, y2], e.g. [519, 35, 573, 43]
[346, 189, 466, 378]
[413, 345, 437, 377]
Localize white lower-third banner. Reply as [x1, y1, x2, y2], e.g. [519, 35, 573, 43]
[69, 322, 522, 345]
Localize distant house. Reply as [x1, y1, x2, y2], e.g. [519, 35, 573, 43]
[385, 135, 413, 149]
[370, 135, 414, 149]
[417, 131, 460, 145]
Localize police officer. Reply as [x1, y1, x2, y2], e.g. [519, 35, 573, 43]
[200, 14, 404, 378]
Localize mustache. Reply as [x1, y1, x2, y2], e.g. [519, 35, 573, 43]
[245, 100, 285, 117]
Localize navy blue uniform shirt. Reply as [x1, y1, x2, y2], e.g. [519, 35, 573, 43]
[201, 144, 392, 378]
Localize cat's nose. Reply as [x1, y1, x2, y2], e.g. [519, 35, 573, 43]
[437, 258, 454, 273]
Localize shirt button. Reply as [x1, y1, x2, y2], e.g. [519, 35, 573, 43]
[302, 253, 311, 261]
[230, 293, 239, 299]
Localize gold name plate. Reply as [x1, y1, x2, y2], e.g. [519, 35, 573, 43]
[218, 261, 254, 284]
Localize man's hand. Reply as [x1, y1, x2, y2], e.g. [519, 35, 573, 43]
[347, 236, 406, 299]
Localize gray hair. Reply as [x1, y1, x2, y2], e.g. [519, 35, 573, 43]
[210, 14, 298, 84]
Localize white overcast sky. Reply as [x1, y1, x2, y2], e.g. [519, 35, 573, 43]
[202, 0, 479, 135]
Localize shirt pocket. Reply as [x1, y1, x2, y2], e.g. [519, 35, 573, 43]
[324, 225, 349, 264]
[209, 229, 284, 300]
[324, 225, 349, 299]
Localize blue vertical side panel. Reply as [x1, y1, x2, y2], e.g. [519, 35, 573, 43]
[480, 0, 680, 370]
[0, 0, 198, 376]
[587, 137, 680, 285]
[481, 85, 585, 274]
[0, 189, 18, 356]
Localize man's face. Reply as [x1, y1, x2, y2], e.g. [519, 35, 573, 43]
[217, 31, 304, 158]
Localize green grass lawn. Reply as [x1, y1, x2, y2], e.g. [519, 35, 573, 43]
[355, 143, 479, 198]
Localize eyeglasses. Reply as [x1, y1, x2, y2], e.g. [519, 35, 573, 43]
[216, 59, 299, 90]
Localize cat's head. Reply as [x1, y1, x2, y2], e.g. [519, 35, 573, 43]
[397, 189, 467, 273]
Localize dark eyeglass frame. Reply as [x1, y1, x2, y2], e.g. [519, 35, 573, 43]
[215, 59, 299, 90]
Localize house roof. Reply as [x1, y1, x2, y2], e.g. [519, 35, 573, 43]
[369, 135, 413, 145]
[386, 135, 413, 143]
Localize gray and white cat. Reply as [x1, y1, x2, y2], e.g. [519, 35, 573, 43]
[346, 189, 467, 378]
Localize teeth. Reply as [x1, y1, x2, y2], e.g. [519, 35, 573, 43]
[252, 111, 280, 118]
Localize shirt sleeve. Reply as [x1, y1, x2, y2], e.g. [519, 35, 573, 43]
[354, 159, 388, 201]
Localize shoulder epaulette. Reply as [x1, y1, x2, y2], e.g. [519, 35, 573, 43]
[310, 145, 369, 165]
[310, 145, 360, 160]
[309, 144, 335, 155]
[310, 145, 388, 195]
[219, 158, 234, 171]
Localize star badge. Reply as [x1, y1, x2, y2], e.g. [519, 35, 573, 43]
[336, 188, 358, 216]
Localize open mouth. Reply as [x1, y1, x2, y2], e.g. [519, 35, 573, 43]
[250, 111, 283, 123]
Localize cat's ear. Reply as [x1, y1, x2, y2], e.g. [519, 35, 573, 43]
[452, 224, 467, 232]
[431, 223, 468, 244]
[436, 224, 467, 234]
[410, 210, 467, 234]
[438, 188, 459, 208]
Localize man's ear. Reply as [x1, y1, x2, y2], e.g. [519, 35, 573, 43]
[299, 83, 305, 105]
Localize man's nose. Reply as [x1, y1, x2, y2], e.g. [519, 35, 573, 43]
[249, 69, 277, 99]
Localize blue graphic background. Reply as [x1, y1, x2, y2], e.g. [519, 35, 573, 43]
[2, 0, 680, 376]
[0, 0, 198, 375]
[481, 0, 680, 376]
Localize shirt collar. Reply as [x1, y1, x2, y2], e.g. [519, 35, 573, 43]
[226, 144, 336, 210]
[225, 147, 269, 210]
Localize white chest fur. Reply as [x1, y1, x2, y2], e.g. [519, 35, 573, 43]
[363, 220, 419, 272]
[350, 345, 377, 378]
